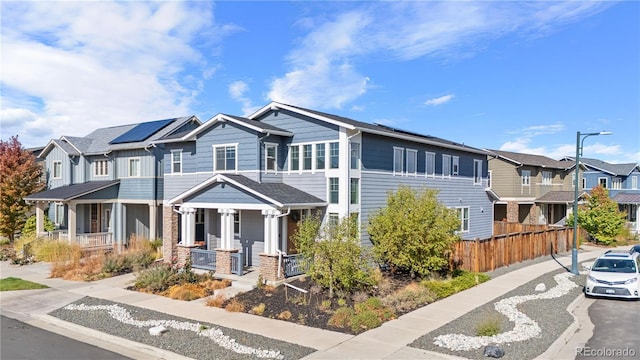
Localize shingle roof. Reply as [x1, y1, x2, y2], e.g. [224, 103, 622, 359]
[223, 174, 325, 206]
[575, 157, 639, 176]
[612, 192, 640, 204]
[25, 180, 120, 202]
[487, 149, 571, 169]
[223, 115, 292, 135]
[536, 191, 578, 203]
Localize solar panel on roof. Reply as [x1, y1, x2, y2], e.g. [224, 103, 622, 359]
[109, 118, 174, 144]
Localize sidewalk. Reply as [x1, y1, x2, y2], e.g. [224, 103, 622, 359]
[0, 245, 615, 360]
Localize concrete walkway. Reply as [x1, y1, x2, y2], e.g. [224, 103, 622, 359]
[0, 245, 618, 360]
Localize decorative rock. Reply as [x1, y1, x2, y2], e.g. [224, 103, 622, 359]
[149, 325, 168, 336]
[534, 283, 546, 292]
[483, 344, 505, 358]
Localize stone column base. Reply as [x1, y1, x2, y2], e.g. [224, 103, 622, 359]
[259, 253, 283, 284]
[176, 244, 198, 268]
[215, 249, 239, 275]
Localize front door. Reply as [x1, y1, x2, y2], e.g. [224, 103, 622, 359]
[90, 204, 101, 233]
[287, 210, 301, 254]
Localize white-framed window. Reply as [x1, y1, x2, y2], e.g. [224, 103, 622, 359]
[521, 170, 531, 186]
[456, 207, 470, 232]
[542, 171, 552, 186]
[426, 152, 436, 177]
[55, 203, 65, 225]
[581, 177, 587, 190]
[329, 142, 339, 169]
[406, 149, 418, 176]
[316, 143, 325, 170]
[328, 213, 339, 229]
[329, 178, 339, 204]
[598, 177, 608, 188]
[303, 144, 312, 170]
[393, 147, 404, 175]
[128, 158, 141, 177]
[612, 178, 622, 190]
[350, 143, 360, 170]
[452, 156, 459, 176]
[234, 211, 241, 237]
[196, 208, 205, 224]
[214, 144, 237, 172]
[265, 143, 277, 172]
[290, 145, 300, 171]
[474, 160, 483, 185]
[350, 178, 359, 204]
[171, 150, 182, 174]
[94, 159, 108, 177]
[632, 176, 638, 190]
[53, 161, 62, 179]
[442, 154, 451, 177]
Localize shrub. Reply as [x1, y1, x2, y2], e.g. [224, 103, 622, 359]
[382, 282, 435, 313]
[476, 315, 502, 336]
[422, 271, 490, 299]
[319, 299, 332, 311]
[35, 240, 82, 263]
[165, 283, 207, 301]
[200, 278, 232, 291]
[225, 299, 245, 312]
[205, 293, 226, 308]
[132, 263, 177, 293]
[277, 310, 292, 320]
[350, 309, 382, 333]
[251, 303, 266, 315]
[21, 215, 55, 237]
[327, 307, 354, 328]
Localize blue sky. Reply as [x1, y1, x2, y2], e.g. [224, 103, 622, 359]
[1, 1, 638, 163]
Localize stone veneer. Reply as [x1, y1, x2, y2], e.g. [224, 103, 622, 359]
[215, 249, 238, 275]
[259, 253, 283, 284]
[506, 201, 519, 223]
[162, 205, 178, 263]
[176, 244, 198, 268]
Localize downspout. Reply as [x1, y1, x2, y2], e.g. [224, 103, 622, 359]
[257, 132, 271, 184]
[275, 207, 291, 278]
[145, 143, 159, 239]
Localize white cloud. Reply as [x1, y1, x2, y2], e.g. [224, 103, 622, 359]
[425, 94, 454, 106]
[228, 80, 259, 116]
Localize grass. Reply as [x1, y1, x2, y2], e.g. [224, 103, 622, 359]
[0, 277, 49, 291]
[475, 314, 503, 336]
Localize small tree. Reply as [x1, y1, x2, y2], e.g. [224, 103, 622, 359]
[368, 185, 460, 278]
[293, 214, 374, 298]
[568, 185, 626, 245]
[0, 136, 44, 242]
[22, 215, 56, 237]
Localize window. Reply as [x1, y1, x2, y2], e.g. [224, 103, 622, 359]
[303, 144, 312, 170]
[328, 213, 339, 229]
[350, 178, 359, 204]
[598, 177, 608, 188]
[393, 147, 404, 175]
[196, 209, 205, 224]
[171, 150, 182, 174]
[265, 144, 277, 172]
[426, 152, 436, 177]
[234, 211, 241, 236]
[474, 160, 483, 185]
[633, 176, 638, 190]
[128, 158, 140, 177]
[330, 142, 339, 169]
[53, 161, 62, 179]
[521, 170, 531, 186]
[406, 149, 417, 175]
[542, 171, 552, 186]
[214, 145, 237, 172]
[94, 159, 108, 177]
[452, 156, 459, 176]
[612, 178, 622, 190]
[581, 177, 587, 190]
[456, 207, 469, 232]
[442, 154, 451, 177]
[55, 203, 65, 225]
[350, 143, 360, 170]
[329, 178, 339, 204]
[290, 145, 300, 171]
[316, 143, 326, 169]
[104, 208, 111, 229]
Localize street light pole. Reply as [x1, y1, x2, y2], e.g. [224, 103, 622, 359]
[571, 131, 612, 275]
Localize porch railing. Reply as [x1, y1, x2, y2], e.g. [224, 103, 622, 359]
[76, 232, 113, 248]
[283, 254, 309, 278]
[191, 248, 217, 271]
[231, 252, 244, 275]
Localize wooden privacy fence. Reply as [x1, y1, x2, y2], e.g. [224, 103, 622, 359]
[452, 227, 574, 273]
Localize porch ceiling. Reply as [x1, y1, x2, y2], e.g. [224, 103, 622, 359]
[24, 180, 120, 202]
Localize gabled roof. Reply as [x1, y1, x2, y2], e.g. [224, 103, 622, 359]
[169, 174, 325, 208]
[250, 102, 489, 156]
[24, 180, 120, 202]
[565, 157, 640, 176]
[487, 149, 571, 170]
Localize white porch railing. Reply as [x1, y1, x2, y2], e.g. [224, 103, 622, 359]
[76, 232, 113, 248]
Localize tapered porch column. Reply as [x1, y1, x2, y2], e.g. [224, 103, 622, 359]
[35, 202, 45, 236]
[68, 202, 77, 242]
[180, 206, 196, 246]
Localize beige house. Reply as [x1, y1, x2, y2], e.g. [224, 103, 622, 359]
[487, 149, 582, 225]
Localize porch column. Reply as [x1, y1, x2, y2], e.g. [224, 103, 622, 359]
[636, 205, 640, 234]
[149, 203, 157, 240]
[180, 206, 196, 246]
[262, 209, 280, 255]
[280, 214, 288, 254]
[35, 202, 45, 236]
[219, 209, 235, 250]
[68, 202, 77, 242]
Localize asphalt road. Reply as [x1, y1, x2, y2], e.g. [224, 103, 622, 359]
[575, 298, 640, 360]
[1, 315, 131, 360]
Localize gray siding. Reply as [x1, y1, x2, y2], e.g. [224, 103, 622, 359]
[283, 173, 328, 201]
[45, 146, 70, 188]
[257, 109, 339, 143]
[164, 142, 197, 175]
[195, 122, 259, 173]
[80, 185, 120, 200]
[185, 183, 271, 205]
[114, 149, 156, 178]
[118, 178, 157, 200]
[234, 210, 264, 266]
[87, 155, 115, 182]
[125, 204, 149, 241]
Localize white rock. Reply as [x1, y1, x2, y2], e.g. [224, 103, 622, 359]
[534, 283, 546, 292]
[149, 325, 168, 336]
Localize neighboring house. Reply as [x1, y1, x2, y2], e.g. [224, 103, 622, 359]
[158, 102, 495, 280]
[25, 116, 202, 246]
[561, 157, 640, 234]
[486, 149, 579, 226]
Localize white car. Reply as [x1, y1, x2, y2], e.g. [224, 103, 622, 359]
[585, 250, 640, 299]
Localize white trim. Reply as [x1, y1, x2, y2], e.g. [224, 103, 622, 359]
[128, 157, 141, 177]
[171, 150, 182, 174]
[474, 159, 483, 185]
[264, 142, 278, 174]
[213, 143, 238, 173]
[93, 159, 109, 177]
[455, 206, 470, 233]
[521, 169, 531, 186]
[452, 156, 459, 176]
[52, 160, 62, 179]
[393, 147, 404, 175]
[442, 154, 451, 178]
[406, 148, 418, 176]
[598, 177, 609, 189]
[425, 151, 436, 177]
[181, 113, 292, 142]
[182, 202, 276, 211]
[249, 102, 357, 130]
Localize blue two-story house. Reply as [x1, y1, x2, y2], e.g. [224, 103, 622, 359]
[25, 116, 201, 247]
[156, 102, 494, 281]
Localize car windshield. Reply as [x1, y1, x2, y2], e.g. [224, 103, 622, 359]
[592, 259, 637, 273]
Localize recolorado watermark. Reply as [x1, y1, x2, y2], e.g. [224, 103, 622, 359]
[576, 346, 636, 358]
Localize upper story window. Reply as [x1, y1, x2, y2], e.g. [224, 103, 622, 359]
[265, 143, 277, 172]
[303, 144, 313, 170]
[598, 177, 608, 188]
[94, 159, 108, 177]
[442, 154, 451, 177]
[350, 143, 360, 170]
[426, 152, 436, 177]
[393, 147, 404, 175]
[581, 177, 587, 190]
[406, 149, 417, 176]
[632, 176, 638, 190]
[474, 160, 483, 185]
[542, 171, 552, 186]
[171, 150, 182, 174]
[316, 143, 325, 170]
[521, 170, 531, 186]
[329, 177, 339, 204]
[456, 207, 469, 232]
[290, 145, 300, 171]
[128, 158, 140, 177]
[452, 156, 459, 176]
[53, 161, 62, 179]
[612, 177, 622, 190]
[329, 142, 339, 169]
[214, 144, 237, 172]
[350, 178, 359, 204]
